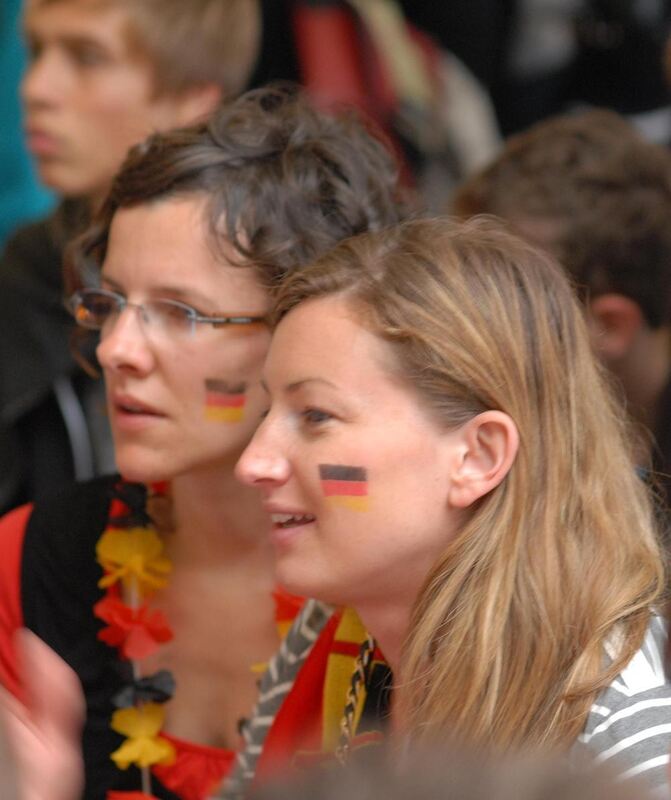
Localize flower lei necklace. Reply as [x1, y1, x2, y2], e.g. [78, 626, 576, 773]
[92, 480, 304, 800]
[94, 480, 175, 800]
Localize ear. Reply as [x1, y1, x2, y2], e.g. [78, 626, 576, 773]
[588, 294, 645, 362]
[447, 411, 519, 509]
[169, 82, 223, 127]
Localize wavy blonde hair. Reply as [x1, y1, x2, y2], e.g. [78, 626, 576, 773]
[274, 216, 665, 750]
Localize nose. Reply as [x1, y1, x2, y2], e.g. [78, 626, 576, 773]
[96, 307, 155, 377]
[236, 421, 291, 489]
[21, 47, 66, 109]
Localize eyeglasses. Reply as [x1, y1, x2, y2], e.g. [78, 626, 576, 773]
[68, 288, 267, 339]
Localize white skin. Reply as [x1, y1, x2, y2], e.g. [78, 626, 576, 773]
[237, 295, 518, 671]
[2, 195, 280, 794]
[21, 0, 220, 206]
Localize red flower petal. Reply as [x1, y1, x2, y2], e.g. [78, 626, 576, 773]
[94, 595, 173, 659]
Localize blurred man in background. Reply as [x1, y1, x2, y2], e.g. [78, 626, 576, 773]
[453, 109, 671, 523]
[0, 0, 260, 514]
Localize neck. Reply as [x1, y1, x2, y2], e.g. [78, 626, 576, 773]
[354, 597, 414, 675]
[167, 464, 273, 568]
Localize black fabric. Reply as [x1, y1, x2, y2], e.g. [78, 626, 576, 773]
[652, 377, 671, 547]
[573, 0, 671, 114]
[20, 476, 180, 800]
[0, 201, 108, 515]
[249, 0, 301, 89]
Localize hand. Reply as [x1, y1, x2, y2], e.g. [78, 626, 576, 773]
[0, 630, 84, 800]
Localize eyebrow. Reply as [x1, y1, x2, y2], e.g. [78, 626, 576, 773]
[24, 29, 113, 51]
[286, 378, 339, 393]
[100, 275, 214, 308]
[260, 377, 339, 395]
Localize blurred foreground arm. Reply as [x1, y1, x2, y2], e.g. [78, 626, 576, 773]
[0, 629, 84, 800]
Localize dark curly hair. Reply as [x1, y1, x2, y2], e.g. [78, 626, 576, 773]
[66, 83, 406, 294]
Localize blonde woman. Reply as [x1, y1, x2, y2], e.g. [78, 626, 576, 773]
[236, 217, 670, 795]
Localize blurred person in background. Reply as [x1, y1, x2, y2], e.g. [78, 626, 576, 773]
[0, 0, 260, 515]
[453, 109, 671, 528]
[251, 0, 501, 211]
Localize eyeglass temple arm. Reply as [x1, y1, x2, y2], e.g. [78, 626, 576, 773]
[207, 314, 268, 327]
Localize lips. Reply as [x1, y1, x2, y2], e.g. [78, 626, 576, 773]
[24, 127, 61, 157]
[112, 393, 164, 418]
[264, 505, 316, 546]
[270, 512, 316, 529]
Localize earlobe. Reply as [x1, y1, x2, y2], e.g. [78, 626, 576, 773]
[588, 294, 644, 362]
[447, 411, 519, 509]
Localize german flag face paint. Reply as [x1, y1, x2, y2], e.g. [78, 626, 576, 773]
[319, 464, 369, 512]
[204, 379, 246, 423]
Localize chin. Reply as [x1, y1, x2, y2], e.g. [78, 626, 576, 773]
[277, 566, 345, 608]
[39, 167, 100, 200]
[115, 451, 174, 485]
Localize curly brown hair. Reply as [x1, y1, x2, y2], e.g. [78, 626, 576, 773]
[66, 83, 406, 295]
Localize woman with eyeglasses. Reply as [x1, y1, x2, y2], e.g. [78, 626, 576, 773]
[0, 85, 403, 800]
[233, 217, 670, 795]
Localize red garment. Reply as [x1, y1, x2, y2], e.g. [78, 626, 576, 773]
[0, 503, 31, 703]
[254, 607, 389, 784]
[255, 612, 341, 780]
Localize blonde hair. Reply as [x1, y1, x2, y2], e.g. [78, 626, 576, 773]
[274, 216, 665, 750]
[27, 0, 260, 98]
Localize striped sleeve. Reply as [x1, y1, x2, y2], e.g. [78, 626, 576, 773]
[577, 616, 671, 795]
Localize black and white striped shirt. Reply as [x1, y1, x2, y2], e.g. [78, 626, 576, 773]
[576, 615, 671, 795]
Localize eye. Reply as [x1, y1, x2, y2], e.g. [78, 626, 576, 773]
[25, 38, 43, 62]
[69, 42, 110, 68]
[301, 407, 334, 426]
[72, 289, 122, 329]
[148, 299, 195, 333]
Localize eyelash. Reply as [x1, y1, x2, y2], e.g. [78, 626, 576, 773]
[300, 407, 334, 426]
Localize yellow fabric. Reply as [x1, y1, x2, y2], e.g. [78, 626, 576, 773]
[321, 607, 370, 752]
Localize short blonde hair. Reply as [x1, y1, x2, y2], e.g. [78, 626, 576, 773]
[26, 0, 260, 97]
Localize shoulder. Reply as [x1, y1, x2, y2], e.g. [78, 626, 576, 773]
[579, 615, 671, 793]
[21, 476, 119, 635]
[23, 474, 119, 562]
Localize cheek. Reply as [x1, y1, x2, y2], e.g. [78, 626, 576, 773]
[203, 379, 247, 424]
[318, 463, 370, 513]
[194, 353, 269, 433]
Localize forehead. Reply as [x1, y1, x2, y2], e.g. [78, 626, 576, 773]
[24, 0, 134, 52]
[268, 296, 395, 385]
[103, 197, 269, 304]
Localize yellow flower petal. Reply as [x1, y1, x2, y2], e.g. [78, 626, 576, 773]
[110, 735, 175, 770]
[111, 704, 165, 739]
[96, 527, 172, 593]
